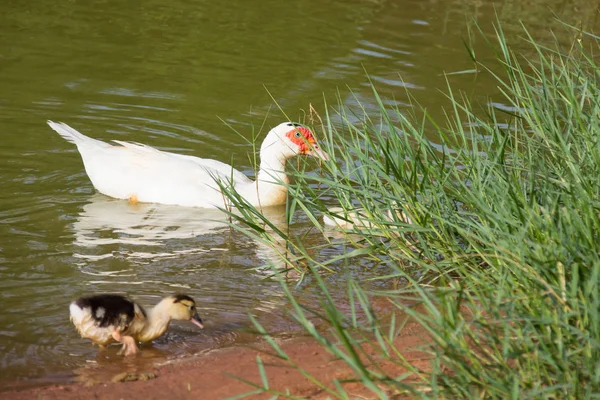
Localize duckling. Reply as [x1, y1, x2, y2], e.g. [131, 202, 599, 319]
[69, 293, 204, 356]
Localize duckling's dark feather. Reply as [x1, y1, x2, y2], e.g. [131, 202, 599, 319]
[172, 294, 195, 304]
[75, 294, 144, 328]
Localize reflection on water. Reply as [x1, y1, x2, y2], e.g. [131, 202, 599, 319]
[73, 195, 232, 246]
[71, 194, 289, 268]
[73, 195, 288, 246]
[1, 0, 599, 389]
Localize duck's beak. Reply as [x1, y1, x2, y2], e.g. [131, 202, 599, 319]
[306, 145, 329, 161]
[191, 312, 204, 329]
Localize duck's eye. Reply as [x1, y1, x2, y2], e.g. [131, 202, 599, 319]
[190, 305, 195, 310]
[295, 131, 302, 137]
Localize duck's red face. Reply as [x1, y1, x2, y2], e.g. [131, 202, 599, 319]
[285, 126, 329, 160]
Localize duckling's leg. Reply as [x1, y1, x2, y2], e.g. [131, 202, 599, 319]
[111, 330, 139, 356]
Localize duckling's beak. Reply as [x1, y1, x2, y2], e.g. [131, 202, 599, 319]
[191, 312, 204, 329]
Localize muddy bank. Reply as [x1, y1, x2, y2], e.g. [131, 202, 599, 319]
[3, 319, 430, 400]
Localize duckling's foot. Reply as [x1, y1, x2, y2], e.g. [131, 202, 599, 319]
[112, 330, 139, 356]
[122, 336, 138, 356]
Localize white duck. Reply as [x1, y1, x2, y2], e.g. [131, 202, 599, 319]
[47, 121, 328, 208]
[70, 293, 204, 356]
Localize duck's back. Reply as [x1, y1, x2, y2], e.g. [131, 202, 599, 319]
[49, 122, 253, 207]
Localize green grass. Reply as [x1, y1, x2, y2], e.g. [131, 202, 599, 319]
[222, 22, 600, 399]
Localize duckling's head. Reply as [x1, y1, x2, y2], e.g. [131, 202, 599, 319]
[166, 294, 204, 329]
[262, 122, 329, 161]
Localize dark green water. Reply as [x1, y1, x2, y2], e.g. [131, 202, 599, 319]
[1, 0, 598, 389]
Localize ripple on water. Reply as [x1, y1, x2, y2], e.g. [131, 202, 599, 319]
[99, 87, 183, 101]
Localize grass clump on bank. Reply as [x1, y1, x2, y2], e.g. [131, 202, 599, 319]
[224, 23, 600, 399]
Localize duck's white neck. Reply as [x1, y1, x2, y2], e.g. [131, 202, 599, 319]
[241, 150, 290, 207]
[138, 299, 173, 342]
[258, 150, 289, 184]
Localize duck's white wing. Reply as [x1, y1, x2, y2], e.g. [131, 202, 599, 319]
[168, 152, 253, 185]
[111, 140, 251, 184]
[77, 140, 252, 207]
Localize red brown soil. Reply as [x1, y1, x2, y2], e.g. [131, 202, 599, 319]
[2, 319, 430, 400]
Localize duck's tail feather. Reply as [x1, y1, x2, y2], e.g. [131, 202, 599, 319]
[47, 120, 105, 146]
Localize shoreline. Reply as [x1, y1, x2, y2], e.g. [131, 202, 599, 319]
[3, 318, 430, 399]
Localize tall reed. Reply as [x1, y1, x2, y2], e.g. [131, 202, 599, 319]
[222, 23, 600, 399]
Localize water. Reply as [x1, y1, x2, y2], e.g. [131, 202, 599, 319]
[1, 0, 598, 389]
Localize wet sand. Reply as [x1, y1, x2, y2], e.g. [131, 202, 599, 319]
[3, 318, 430, 399]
